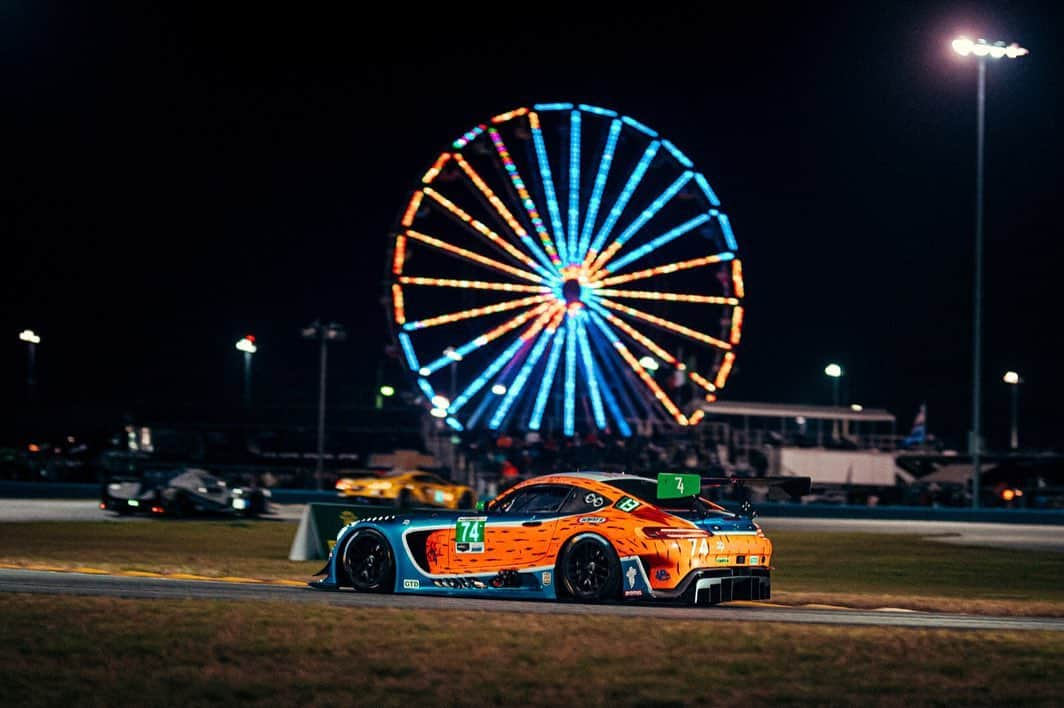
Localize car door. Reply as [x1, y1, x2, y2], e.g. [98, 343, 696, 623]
[434, 484, 574, 574]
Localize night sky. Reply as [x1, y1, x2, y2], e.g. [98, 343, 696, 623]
[3, 2, 1061, 451]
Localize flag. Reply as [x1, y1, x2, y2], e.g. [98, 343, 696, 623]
[900, 403, 926, 448]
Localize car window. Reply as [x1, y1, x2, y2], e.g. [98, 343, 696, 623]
[412, 474, 438, 484]
[494, 485, 572, 514]
[558, 486, 612, 514]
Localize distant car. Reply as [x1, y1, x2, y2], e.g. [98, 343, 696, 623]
[311, 471, 808, 605]
[334, 469, 476, 510]
[100, 467, 270, 518]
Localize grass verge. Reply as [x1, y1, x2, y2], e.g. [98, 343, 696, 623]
[1, 594, 1062, 707]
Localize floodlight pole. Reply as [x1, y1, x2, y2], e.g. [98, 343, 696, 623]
[302, 320, 347, 490]
[971, 57, 986, 509]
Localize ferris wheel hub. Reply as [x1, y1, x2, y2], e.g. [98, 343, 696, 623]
[561, 278, 583, 305]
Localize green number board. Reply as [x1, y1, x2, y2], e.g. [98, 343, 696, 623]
[455, 516, 486, 553]
[657, 473, 701, 499]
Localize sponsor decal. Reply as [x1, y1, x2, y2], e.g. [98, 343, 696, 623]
[749, 555, 759, 565]
[615, 496, 641, 513]
[584, 492, 605, 508]
[542, 571, 551, 586]
[432, 577, 488, 589]
[715, 556, 729, 564]
[455, 516, 486, 554]
[715, 540, 726, 552]
[403, 579, 420, 589]
[578, 516, 606, 524]
[655, 569, 670, 581]
[626, 566, 638, 588]
[624, 589, 644, 598]
[339, 510, 358, 526]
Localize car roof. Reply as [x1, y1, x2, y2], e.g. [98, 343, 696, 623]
[525, 470, 652, 484]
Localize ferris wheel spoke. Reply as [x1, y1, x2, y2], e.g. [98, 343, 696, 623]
[587, 312, 688, 426]
[593, 212, 713, 277]
[450, 152, 558, 275]
[414, 302, 554, 376]
[488, 308, 565, 430]
[592, 252, 736, 287]
[591, 287, 739, 305]
[584, 303, 682, 368]
[402, 294, 551, 331]
[577, 118, 622, 261]
[578, 319, 625, 436]
[528, 326, 567, 431]
[405, 229, 543, 284]
[587, 171, 694, 276]
[586, 320, 655, 424]
[488, 127, 563, 269]
[575, 318, 607, 430]
[449, 306, 556, 415]
[421, 187, 553, 280]
[563, 314, 579, 436]
[567, 110, 582, 261]
[584, 141, 661, 267]
[597, 297, 733, 351]
[399, 276, 548, 294]
[528, 111, 569, 265]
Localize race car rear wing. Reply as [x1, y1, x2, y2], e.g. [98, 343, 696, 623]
[657, 472, 812, 503]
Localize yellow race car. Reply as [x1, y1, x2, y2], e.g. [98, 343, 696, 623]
[335, 469, 477, 510]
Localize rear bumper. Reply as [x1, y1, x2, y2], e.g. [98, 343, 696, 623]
[653, 567, 771, 605]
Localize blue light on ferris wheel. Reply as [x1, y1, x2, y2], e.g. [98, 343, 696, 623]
[661, 139, 694, 168]
[567, 111, 582, 260]
[578, 104, 618, 117]
[694, 173, 721, 207]
[585, 141, 661, 260]
[530, 115, 569, 265]
[529, 326, 566, 431]
[579, 119, 622, 259]
[621, 115, 657, 137]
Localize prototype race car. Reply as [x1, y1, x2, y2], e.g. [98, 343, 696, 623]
[310, 471, 808, 605]
[334, 469, 477, 510]
[100, 466, 270, 518]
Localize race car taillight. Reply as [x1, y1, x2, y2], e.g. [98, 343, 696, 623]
[642, 527, 713, 539]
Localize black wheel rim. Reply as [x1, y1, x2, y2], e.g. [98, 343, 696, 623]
[566, 540, 611, 597]
[346, 534, 391, 589]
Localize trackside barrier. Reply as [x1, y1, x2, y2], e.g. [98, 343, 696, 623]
[288, 502, 384, 561]
[287, 502, 450, 561]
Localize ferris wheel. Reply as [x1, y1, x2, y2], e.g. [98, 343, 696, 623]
[387, 103, 744, 437]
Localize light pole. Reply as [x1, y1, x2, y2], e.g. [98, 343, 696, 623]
[1003, 371, 1022, 450]
[301, 320, 347, 489]
[235, 335, 257, 411]
[19, 329, 40, 405]
[952, 35, 1028, 507]
[824, 363, 842, 439]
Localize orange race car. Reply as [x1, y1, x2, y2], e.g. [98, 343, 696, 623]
[334, 469, 477, 510]
[312, 471, 809, 605]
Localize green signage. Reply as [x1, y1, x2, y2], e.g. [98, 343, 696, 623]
[657, 473, 701, 499]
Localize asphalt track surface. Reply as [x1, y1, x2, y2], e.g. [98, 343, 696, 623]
[3, 499, 1062, 553]
[2, 568, 1063, 632]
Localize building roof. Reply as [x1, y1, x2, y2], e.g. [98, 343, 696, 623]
[697, 400, 896, 423]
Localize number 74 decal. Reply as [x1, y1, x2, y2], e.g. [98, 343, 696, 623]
[455, 516, 486, 553]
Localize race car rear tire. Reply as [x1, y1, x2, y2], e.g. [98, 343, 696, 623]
[342, 529, 395, 593]
[557, 534, 621, 603]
